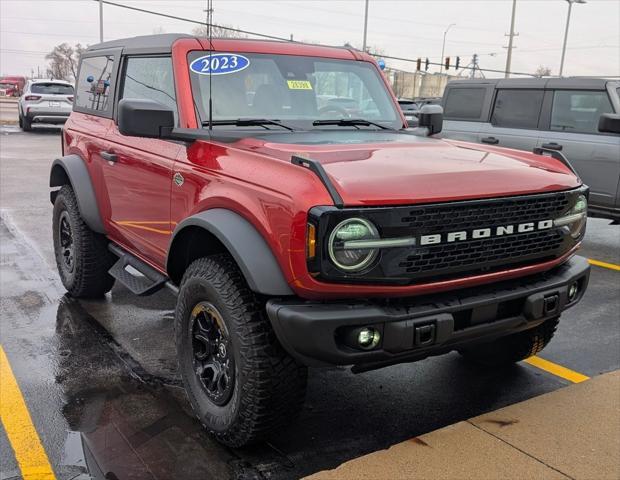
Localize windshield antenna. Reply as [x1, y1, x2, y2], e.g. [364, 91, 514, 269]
[206, 0, 214, 130]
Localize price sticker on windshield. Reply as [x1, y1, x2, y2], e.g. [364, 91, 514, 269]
[287, 80, 312, 90]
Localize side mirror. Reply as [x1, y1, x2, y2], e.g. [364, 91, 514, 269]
[598, 113, 620, 134]
[117, 98, 175, 138]
[417, 104, 443, 136]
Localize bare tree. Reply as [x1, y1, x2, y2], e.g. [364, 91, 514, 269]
[534, 65, 552, 77]
[192, 24, 247, 39]
[45, 43, 85, 81]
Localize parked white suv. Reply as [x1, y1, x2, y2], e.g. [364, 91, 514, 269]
[18, 79, 74, 131]
[439, 78, 620, 221]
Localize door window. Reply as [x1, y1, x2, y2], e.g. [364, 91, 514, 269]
[443, 87, 486, 120]
[550, 90, 613, 134]
[121, 56, 178, 124]
[75, 55, 115, 114]
[491, 89, 543, 129]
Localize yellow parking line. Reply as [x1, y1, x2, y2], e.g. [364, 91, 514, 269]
[588, 259, 620, 271]
[524, 355, 590, 384]
[0, 346, 56, 480]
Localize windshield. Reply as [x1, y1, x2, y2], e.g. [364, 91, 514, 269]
[31, 83, 74, 95]
[188, 52, 402, 129]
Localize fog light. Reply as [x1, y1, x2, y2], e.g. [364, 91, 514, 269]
[358, 327, 381, 350]
[568, 282, 579, 302]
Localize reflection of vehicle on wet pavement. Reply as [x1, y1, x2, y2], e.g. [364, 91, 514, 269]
[18, 79, 74, 131]
[50, 33, 590, 448]
[54, 297, 233, 480]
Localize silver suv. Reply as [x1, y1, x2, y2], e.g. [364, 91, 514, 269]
[440, 78, 620, 221]
[18, 79, 74, 131]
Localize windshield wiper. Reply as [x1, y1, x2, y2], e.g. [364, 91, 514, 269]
[312, 118, 395, 130]
[203, 118, 296, 131]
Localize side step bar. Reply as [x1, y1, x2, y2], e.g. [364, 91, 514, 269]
[108, 243, 170, 296]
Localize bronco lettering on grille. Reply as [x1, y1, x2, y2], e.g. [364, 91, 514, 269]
[419, 220, 553, 246]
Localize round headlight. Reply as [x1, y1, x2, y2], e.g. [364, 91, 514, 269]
[569, 194, 587, 239]
[328, 218, 379, 272]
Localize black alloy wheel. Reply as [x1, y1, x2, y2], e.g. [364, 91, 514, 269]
[191, 301, 235, 406]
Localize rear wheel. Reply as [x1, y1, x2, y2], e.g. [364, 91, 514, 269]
[175, 254, 307, 447]
[20, 113, 32, 131]
[52, 185, 115, 297]
[459, 317, 559, 367]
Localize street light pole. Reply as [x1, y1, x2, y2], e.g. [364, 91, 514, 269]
[440, 23, 456, 75]
[362, 0, 369, 52]
[99, 0, 103, 42]
[559, 0, 586, 77]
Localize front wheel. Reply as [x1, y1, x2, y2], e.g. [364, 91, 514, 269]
[175, 254, 307, 447]
[459, 317, 559, 367]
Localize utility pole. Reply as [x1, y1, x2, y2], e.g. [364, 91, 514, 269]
[504, 0, 518, 78]
[440, 23, 456, 75]
[470, 54, 478, 79]
[362, 0, 369, 52]
[99, 0, 103, 42]
[559, 0, 586, 77]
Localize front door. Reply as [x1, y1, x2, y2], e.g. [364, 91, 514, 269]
[102, 55, 181, 266]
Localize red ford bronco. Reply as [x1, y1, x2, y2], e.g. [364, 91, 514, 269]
[51, 34, 590, 447]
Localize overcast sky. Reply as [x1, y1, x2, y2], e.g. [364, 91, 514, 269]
[1, 0, 619, 78]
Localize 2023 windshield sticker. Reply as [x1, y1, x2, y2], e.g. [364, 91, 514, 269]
[189, 54, 250, 75]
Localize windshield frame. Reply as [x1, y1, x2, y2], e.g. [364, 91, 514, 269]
[187, 50, 405, 131]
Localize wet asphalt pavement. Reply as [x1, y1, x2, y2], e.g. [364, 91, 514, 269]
[1, 126, 619, 480]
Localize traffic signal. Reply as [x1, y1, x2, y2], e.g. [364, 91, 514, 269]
[416, 58, 422, 71]
[425, 58, 429, 71]
[445, 57, 450, 70]
[455, 56, 460, 69]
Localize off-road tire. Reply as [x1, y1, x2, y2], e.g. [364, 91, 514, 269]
[175, 254, 307, 447]
[53, 185, 115, 297]
[459, 317, 559, 367]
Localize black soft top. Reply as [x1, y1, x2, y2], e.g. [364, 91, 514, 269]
[85, 33, 194, 55]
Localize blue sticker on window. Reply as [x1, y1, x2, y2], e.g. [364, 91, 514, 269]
[189, 53, 250, 76]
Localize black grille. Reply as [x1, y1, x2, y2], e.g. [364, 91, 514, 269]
[311, 188, 584, 285]
[400, 194, 570, 232]
[399, 229, 563, 275]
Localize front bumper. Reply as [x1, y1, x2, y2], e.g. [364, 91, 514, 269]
[266, 256, 590, 368]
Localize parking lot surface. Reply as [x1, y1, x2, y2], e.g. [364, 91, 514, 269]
[1, 126, 619, 479]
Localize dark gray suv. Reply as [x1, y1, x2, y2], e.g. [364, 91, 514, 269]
[440, 78, 620, 221]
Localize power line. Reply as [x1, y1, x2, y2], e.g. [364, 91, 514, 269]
[94, 0, 292, 42]
[370, 53, 537, 77]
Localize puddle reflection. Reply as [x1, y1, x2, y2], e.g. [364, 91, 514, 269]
[55, 297, 236, 480]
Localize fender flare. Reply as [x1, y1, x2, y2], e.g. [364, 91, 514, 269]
[50, 154, 106, 234]
[168, 209, 294, 296]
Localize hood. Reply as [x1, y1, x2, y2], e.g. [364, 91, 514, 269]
[223, 131, 581, 206]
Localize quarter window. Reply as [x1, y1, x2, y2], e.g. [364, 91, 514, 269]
[75, 55, 115, 113]
[443, 87, 486, 120]
[491, 89, 543, 129]
[121, 56, 178, 124]
[550, 90, 613, 134]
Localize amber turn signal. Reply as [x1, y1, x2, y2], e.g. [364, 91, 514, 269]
[306, 223, 316, 259]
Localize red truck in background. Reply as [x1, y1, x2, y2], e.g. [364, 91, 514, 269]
[0, 75, 27, 97]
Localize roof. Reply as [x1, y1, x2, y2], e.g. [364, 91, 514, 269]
[446, 77, 612, 90]
[84, 33, 366, 60]
[30, 78, 72, 84]
[86, 33, 194, 54]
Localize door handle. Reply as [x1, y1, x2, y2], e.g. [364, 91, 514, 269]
[481, 136, 499, 145]
[100, 151, 118, 162]
[541, 142, 563, 151]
